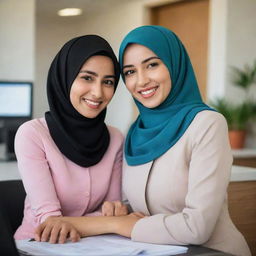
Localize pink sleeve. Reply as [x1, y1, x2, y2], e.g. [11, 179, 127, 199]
[15, 122, 62, 225]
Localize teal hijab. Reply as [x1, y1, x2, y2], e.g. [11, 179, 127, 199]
[119, 25, 214, 166]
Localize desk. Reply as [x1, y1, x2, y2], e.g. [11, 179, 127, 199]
[228, 165, 256, 255]
[180, 245, 233, 255]
[232, 149, 256, 168]
[17, 245, 233, 256]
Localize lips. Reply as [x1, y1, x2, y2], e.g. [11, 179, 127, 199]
[82, 98, 102, 109]
[138, 86, 158, 98]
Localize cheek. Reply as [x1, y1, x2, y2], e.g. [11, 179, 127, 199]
[164, 80, 172, 94]
[104, 88, 115, 101]
[71, 82, 90, 96]
[161, 73, 172, 94]
[69, 87, 77, 105]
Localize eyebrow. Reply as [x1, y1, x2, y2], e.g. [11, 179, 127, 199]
[79, 70, 115, 79]
[123, 56, 160, 70]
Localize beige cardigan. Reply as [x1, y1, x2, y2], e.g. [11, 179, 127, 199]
[123, 111, 251, 256]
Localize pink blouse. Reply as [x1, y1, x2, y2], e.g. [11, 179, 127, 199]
[14, 118, 123, 239]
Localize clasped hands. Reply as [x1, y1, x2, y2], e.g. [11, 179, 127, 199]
[34, 201, 145, 244]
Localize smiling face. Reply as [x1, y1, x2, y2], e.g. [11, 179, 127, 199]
[70, 55, 115, 118]
[122, 44, 171, 108]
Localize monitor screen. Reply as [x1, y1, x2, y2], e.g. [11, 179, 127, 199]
[0, 81, 32, 118]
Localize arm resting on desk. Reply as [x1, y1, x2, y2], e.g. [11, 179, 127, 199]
[35, 212, 145, 243]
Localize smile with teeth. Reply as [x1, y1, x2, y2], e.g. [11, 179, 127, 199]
[83, 98, 102, 109]
[139, 86, 158, 98]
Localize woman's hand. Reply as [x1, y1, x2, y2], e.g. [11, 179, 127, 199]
[115, 212, 146, 237]
[102, 200, 129, 216]
[34, 212, 146, 242]
[34, 216, 80, 244]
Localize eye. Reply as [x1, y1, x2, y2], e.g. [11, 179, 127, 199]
[103, 80, 114, 87]
[123, 69, 135, 77]
[147, 62, 159, 68]
[81, 75, 93, 81]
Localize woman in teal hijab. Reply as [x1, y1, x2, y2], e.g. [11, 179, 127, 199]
[119, 25, 251, 256]
[119, 25, 213, 165]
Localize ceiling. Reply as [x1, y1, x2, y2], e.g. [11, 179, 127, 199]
[36, 0, 139, 19]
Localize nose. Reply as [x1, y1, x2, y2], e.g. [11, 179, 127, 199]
[137, 69, 150, 87]
[91, 81, 103, 99]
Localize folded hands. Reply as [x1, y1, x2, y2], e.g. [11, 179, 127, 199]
[34, 201, 146, 244]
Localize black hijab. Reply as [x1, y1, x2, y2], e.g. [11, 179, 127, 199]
[45, 35, 120, 167]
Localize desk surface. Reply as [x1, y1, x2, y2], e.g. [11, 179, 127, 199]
[181, 245, 233, 255]
[18, 246, 233, 256]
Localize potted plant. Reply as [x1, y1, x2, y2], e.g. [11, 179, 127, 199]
[210, 61, 256, 149]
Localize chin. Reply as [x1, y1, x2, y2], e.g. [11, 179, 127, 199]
[136, 94, 161, 109]
[85, 114, 97, 119]
[144, 104, 158, 109]
[140, 100, 160, 109]
[78, 110, 99, 119]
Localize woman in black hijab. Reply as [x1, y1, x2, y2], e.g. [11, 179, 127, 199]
[45, 35, 120, 167]
[14, 35, 126, 243]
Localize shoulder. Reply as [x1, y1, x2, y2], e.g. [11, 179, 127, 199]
[15, 118, 50, 155]
[190, 110, 228, 134]
[16, 118, 49, 142]
[193, 110, 227, 127]
[189, 110, 229, 146]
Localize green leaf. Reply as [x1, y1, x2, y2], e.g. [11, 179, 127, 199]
[230, 61, 256, 90]
[209, 98, 255, 130]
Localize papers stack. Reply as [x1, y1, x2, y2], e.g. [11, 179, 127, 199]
[16, 234, 188, 256]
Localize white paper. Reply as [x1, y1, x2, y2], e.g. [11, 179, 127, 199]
[16, 234, 188, 256]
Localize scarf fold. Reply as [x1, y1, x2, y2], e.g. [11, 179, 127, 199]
[45, 35, 120, 167]
[119, 25, 213, 166]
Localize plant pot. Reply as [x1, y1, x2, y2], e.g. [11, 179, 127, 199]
[228, 130, 246, 149]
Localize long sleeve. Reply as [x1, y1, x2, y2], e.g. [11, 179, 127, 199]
[14, 120, 125, 240]
[131, 112, 233, 245]
[15, 122, 62, 225]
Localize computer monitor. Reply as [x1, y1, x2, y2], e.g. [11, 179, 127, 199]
[0, 81, 33, 119]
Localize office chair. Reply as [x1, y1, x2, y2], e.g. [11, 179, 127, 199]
[0, 204, 21, 256]
[0, 180, 26, 256]
[0, 180, 26, 234]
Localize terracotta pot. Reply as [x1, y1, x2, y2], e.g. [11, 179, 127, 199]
[228, 130, 246, 149]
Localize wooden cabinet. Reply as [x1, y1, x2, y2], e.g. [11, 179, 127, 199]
[233, 157, 256, 168]
[228, 181, 256, 255]
[232, 149, 256, 168]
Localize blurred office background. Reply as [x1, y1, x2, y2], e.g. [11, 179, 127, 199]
[0, 0, 255, 134]
[0, 0, 256, 253]
[1, 0, 256, 163]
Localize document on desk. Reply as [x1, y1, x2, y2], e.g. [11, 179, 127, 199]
[16, 234, 188, 256]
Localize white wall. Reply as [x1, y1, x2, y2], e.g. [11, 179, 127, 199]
[1, 0, 255, 139]
[225, 0, 256, 147]
[207, 0, 228, 101]
[201, 0, 256, 104]
[225, 0, 256, 102]
[0, 0, 35, 81]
